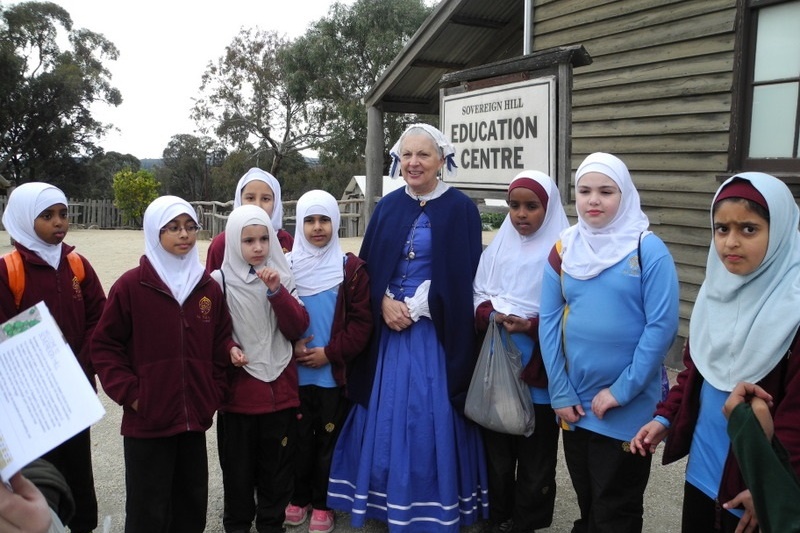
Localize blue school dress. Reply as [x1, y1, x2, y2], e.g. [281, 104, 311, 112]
[328, 212, 488, 532]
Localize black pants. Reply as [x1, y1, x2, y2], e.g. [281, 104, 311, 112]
[483, 403, 559, 531]
[291, 385, 348, 510]
[123, 432, 208, 533]
[43, 427, 97, 533]
[562, 426, 652, 533]
[681, 481, 748, 533]
[218, 410, 297, 533]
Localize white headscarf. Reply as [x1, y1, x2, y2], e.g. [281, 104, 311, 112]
[2, 182, 69, 269]
[690, 172, 800, 391]
[143, 196, 205, 306]
[233, 168, 285, 232]
[473, 171, 569, 317]
[286, 190, 343, 297]
[560, 152, 651, 280]
[388, 123, 458, 180]
[215, 205, 296, 383]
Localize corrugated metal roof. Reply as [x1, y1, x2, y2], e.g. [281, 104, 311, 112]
[365, 0, 528, 114]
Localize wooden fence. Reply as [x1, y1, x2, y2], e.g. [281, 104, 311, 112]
[193, 198, 365, 238]
[0, 196, 366, 238]
[0, 197, 125, 230]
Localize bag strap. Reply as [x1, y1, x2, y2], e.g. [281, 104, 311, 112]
[2, 249, 85, 309]
[67, 252, 85, 284]
[3, 250, 25, 309]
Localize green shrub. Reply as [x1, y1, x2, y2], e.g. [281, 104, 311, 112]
[480, 212, 505, 229]
[113, 169, 161, 228]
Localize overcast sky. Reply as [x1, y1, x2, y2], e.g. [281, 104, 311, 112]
[14, 1, 356, 159]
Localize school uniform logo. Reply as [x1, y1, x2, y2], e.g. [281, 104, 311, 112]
[622, 256, 641, 278]
[198, 296, 212, 323]
[71, 275, 83, 301]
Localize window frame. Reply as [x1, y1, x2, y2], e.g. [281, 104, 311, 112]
[731, 0, 800, 174]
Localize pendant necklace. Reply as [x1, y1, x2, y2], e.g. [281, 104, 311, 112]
[407, 216, 421, 260]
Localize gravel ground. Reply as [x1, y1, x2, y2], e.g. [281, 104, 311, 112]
[2, 228, 688, 532]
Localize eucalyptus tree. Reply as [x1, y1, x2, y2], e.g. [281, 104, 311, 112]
[0, 1, 120, 185]
[191, 29, 324, 177]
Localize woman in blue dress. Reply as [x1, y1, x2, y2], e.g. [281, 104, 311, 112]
[327, 124, 489, 532]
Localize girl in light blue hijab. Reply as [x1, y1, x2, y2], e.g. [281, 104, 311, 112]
[632, 172, 800, 532]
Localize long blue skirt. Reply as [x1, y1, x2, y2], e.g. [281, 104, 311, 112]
[328, 319, 489, 532]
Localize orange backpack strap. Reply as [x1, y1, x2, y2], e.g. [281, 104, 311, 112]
[3, 249, 25, 309]
[67, 252, 85, 284]
[2, 250, 85, 310]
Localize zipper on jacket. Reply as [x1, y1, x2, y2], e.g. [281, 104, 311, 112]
[180, 307, 191, 431]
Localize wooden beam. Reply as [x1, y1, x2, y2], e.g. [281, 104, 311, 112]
[440, 45, 593, 86]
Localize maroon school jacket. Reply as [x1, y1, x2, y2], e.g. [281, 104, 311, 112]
[656, 333, 800, 505]
[91, 256, 236, 438]
[220, 283, 309, 415]
[325, 253, 372, 393]
[0, 243, 106, 384]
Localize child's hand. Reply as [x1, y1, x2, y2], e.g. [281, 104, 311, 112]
[255, 267, 281, 293]
[294, 335, 314, 358]
[723, 381, 774, 440]
[591, 388, 620, 419]
[554, 404, 584, 425]
[630, 420, 668, 456]
[502, 314, 530, 334]
[493, 312, 508, 323]
[722, 381, 773, 418]
[230, 346, 248, 367]
[297, 346, 330, 369]
[724, 489, 758, 532]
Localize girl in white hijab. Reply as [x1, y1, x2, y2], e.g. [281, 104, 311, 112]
[205, 167, 292, 272]
[143, 196, 205, 305]
[472, 170, 569, 532]
[539, 152, 679, 532]
[283, 190, 373, 530]
[473, 171, 568, 317]
[210, 204, 309, 533]
[92, 194, 235, 533]
[2, 182, 108, 532]
[233, 168, 285, 232]
[286, 189, 344, 297]
[560, 152, 650, 280]
[3, 182, 70, 269]
[212, 204, 298, 382]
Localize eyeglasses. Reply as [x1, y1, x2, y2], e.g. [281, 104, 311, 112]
[160, 224, 202, 235]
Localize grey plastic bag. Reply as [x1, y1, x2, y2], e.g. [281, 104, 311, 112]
[464, 320, 536, 436]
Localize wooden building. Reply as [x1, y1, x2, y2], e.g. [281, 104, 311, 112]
[363, 0, 800, 366]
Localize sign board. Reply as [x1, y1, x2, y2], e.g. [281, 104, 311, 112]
[441, 76, 556, 190]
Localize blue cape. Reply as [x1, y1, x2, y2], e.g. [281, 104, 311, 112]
[348, 186, 483, 411]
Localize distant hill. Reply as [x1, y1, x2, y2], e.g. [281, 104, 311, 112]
[137, 156, 317, 169]
[140, 159, 162, 169]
